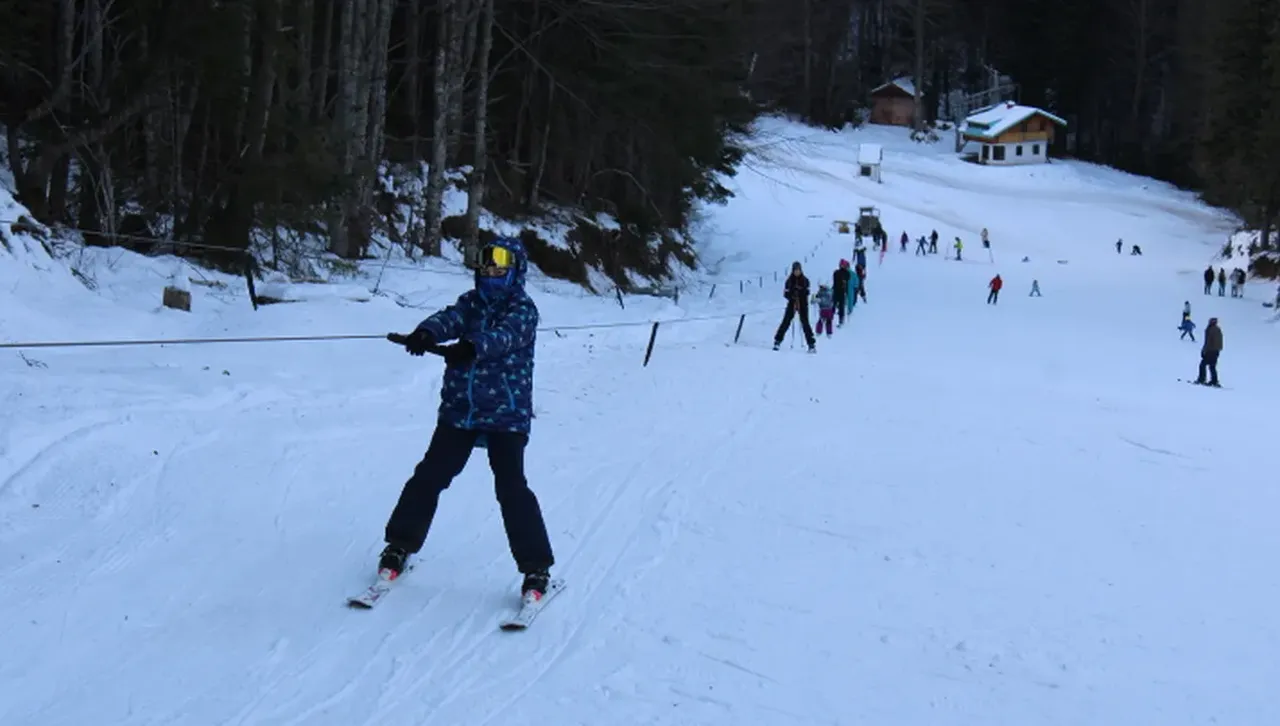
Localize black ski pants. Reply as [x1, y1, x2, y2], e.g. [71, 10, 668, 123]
[987, 289, 1000, 304]
[1197, 350, 1220, 385]
[774, 302, 816, 347]
[384, 424, 554, 574]
[833, 285, 848, 323]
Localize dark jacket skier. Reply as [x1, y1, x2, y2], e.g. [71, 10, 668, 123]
[1196, 318, 1223, 386]
[774, 261, 816, 351]
[382, 236, 555, 603]
[1217, 268, 1227, 296]
[1203, 266, 1214, 295]
[832, 260, 852, 324]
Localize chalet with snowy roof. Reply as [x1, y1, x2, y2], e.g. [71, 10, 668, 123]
[961, 102, 1066, 165]
[869, 78, 916, 127]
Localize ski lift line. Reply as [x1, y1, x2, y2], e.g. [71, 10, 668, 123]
[0, 307, 780, 350]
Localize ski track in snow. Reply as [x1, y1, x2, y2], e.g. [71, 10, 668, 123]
[3, 117, 1280, 725]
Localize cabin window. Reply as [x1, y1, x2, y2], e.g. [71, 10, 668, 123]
[1016, 145, 1023, 156]
[1033, 144, 1040, 155]
[993, 145, 1006, 161]
[982, 145, 990, 160]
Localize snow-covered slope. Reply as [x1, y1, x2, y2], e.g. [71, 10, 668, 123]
[2, 117, 1277, 726]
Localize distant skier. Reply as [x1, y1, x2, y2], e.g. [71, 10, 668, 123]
[774, 261, 816, 352]
[1195, 318, 1223, 386]
[954, 237, 963, 261]
[813, 284, 836, 338]
[929, 230, 939, 254]
[987, 274, 1002, 304]
[1029, 279, 1041, 296]
[1130, 244, 1142, 255]
[900, 231, 909, 252]
[1183, 301, 1191, 318]
[1217, 268, 1227, 296]
[855, 245, 867, 269]
[832, 260, 852, 326]
[382, 236, 555, 603]
[1179, 317, 1196, 341]
[1202, 266, 1214, 295]
[981, 228, 990, 249]
[915, 236, 928, 255]
[853, 263, 867, 303]
[1116, 239, 1123, 254]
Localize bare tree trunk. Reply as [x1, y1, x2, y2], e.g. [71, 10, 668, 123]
[367, 0, 395, 167]
[445, 0, 472, 165]
[422, 0, 454, 256]
[530, 81, 553, 209]
[47, 0, 76, 221]
[405, 0, 423, 160]
[802, 0, 812, 117]
[314, 0, 336, 121]
[913, 0, 926, 131]
[296, 0, 314, 118]
[463, 0, 494, 265]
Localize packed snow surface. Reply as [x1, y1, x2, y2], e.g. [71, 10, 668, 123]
[2, 117, 1276, 725]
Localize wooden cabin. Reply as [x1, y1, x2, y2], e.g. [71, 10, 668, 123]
[869, 78, 916, 127]
[961, 102, 1066, 165]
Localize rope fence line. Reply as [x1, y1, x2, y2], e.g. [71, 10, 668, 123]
[2, 217, 852, 309]
[0, 306, 780, 367]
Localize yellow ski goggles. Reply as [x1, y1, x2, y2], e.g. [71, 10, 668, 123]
[479, 244, 514, 275]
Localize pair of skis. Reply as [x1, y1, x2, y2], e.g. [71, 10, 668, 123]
[347, 568, 565, 631]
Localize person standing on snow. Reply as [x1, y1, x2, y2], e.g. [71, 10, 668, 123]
[853, 262, 867, 303]
[981, 228, 990, 249]
[929, 229, 939, 254]
[987, 274, 1003, 304]
[1179, 316, 1196, 341]
[813, 284, 836, 338]
[900, 231, 909, 252]
[954, 237, 963, 261]
[915, 236, 928, 255]
[1203, 266, 1214, 295]
[382, 236, 555, 603]
[832, 260, 852, 326]
[774, 261, 817, 352]
[1029, 279, 1041, 297]
[1195, 317, 1223, 386]
[1116, 239, 1123, 254]
[1217, 268, 1227, 296]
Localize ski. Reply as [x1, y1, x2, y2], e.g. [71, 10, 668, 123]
[499, 578, 566, 631]
[1178, 379, 1229, 390]
[347, 566, 410, 609]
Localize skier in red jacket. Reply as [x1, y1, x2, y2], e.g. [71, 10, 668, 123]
[987, 274, 1003, 304]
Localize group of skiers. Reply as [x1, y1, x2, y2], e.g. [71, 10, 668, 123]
[1203, 265, 1248, 298]
[772, 259, 867, 352]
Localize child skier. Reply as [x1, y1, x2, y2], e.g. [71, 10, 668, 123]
[814, 284, 836, 337]
[383, 236, 555, 604]
[1179, 316, 1196, 341]
[1029, 279, 1041, 296]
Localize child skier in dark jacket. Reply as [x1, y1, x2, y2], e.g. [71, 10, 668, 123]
[383, 236, 555, 605]
[814, 284, 835, 337]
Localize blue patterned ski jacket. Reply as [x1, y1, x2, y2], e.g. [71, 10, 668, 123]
[414, 239, 538, 434]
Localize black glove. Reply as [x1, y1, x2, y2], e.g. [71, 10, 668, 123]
[404, 328, 436, 356]
[440, 339, 477, 366]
